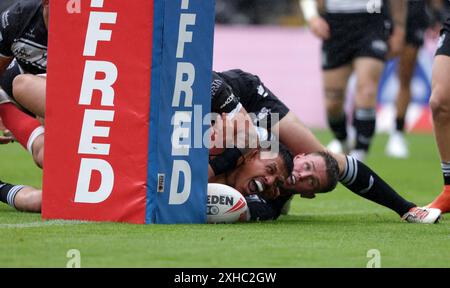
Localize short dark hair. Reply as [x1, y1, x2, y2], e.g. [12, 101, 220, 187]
[312, 151, 339, 193]
[278, 143, 294, 176]
[259, 141, 293, 177]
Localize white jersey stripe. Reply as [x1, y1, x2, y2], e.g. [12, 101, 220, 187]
[325, 0, 383, 14]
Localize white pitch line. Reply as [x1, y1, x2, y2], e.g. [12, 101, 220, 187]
[0, 220, 89, 229]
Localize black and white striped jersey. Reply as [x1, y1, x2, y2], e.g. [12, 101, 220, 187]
[0, 0, 47, 75]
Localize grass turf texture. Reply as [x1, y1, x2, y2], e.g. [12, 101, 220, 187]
[0, 131, 449, 268]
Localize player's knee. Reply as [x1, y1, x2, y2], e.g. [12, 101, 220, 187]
[430, 87, 450, 123]
[325, 89, 345, 115]
[33, 149, 44, 169]
[12, 74, 31, 101]
[32, 134, 45, 169]
[356, 84, 377, 105]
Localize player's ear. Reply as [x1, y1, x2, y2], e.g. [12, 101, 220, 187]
[42, 0, 49, 7]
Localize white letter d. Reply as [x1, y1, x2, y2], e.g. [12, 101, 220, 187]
[75, 158, 114, 203]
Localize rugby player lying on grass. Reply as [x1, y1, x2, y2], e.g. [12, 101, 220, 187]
[7, 67, 443, 223]
[214, 149, 340, 222]
[208, 69, 441, 223]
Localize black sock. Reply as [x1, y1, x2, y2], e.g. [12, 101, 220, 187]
[396, 117, 405, 132]
[441, 162, 450, 185]
[339, 155, 416, 216]
[353, 108, 376, 151]
[328, 113, 347, 141]
[0, 181, 23, 208]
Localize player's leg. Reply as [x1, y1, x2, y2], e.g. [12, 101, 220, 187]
[0, 181, 41, 213]
[323, 65, 353, 154]
[12, 186, 41, 212]
[320, 13, 355, 154]
[351, 57, 384, 162]
[271, 99, 439, 222]
[428, 55, 450, 213]
[387, 0, 427, 159]
[386, 45, 419, 158]
[13, 74, 46, 119]
[332, 152, 440, 223]
[0, 103, 44, 168]
[254, 90, 439, 222]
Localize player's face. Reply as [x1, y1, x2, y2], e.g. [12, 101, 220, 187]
[233, 151, 288, 199]
[285, 153, 329, 195]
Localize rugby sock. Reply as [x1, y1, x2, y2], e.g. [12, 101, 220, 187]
[0, 181, 24, 209]
[339, 155, 416, 216]
[0, 103, 43, 153]
[328, 113, 347, 141]
[428, 162, 450, 213]
[441, 161, 450, 185]
[353, 108, 376, 151]
[395, 117, 405, 132]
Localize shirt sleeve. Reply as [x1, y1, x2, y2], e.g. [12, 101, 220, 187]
[245, 194, 278, 221]
[211, 72, 241, 114]
[245, 193, 293, 221]
[0, 1, 39, 57]
[0, 7, 17, 57]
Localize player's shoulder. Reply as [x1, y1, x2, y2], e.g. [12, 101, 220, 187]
[245, 194, 267, 203]
[1, 0, 41, 27]
[219, 69, 255, 80]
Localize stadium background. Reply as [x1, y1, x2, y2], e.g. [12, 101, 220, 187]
[0, 0, 449, 268]
[215, 0, 437, 133]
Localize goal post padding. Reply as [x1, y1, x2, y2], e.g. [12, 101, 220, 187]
[42, 0, 214, 224]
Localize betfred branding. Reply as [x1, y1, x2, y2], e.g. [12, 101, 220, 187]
[43, 0, 215, 224]
[43, 0, 153, 223]
[75, 3, 118, 204]
[150, 0, 214, 223]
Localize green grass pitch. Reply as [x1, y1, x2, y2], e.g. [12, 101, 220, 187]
[0, 131, 449, 268]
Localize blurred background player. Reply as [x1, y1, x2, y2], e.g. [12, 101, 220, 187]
[300, 0, 406, 162]
[386, 0, 435, 159]
[426, 5, 450, 214]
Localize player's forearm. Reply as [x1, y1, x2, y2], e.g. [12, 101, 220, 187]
[389, 0, 407, 27]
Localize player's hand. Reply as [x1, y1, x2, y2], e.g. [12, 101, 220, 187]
[261, 186, 281, 200]
[387, 25, 405, 58]
[309, 16, 330, 40]
[209, 123, 226, 156]
[216, 111, 258, 150]
[298, 190, 316, 199]
[426, 24, 442, 40]
[210, 113, 233, 149]
[0, 129, 15, 144]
